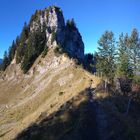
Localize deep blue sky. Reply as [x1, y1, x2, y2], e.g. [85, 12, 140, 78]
[0, 0, 140, 58]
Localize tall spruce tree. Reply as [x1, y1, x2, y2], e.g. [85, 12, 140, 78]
[96, 31, 116, 81]
[2, 51, 10, 70]
[8, 40, 17, 62]
[128, 29, 140, 82]
[116, 33, 133, 78]
[16, 22, 29, 63]
[21, 27, 46, 73]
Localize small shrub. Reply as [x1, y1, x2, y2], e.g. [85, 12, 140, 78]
[54, 44, 63, 56]
[59, 92, 64, 96]
[42, 46, 48, 58]
[51, 31, 56, 44]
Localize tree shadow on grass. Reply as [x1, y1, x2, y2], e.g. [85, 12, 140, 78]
[14, 88, 99, 140]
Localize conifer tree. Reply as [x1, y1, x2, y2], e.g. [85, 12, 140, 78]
[16, 22, 29, 63]
[116, 33, 133, 78]
[2, 51, 10, 70]
[96, 31, 116, 82]
[21, 28, 46, 73]
[128, 29, 140, 82]
[8, 40, 17, 62]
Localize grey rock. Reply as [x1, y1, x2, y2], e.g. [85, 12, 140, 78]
[30, 6, 84, 61]
[64, 23, 84, 61]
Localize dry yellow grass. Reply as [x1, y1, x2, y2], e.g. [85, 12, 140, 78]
[0, 51, 100, 140]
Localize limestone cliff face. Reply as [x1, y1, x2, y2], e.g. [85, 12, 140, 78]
[30, 6, 84, 61]
[64, 22, 85, 61]
[46, 7, 65, 46]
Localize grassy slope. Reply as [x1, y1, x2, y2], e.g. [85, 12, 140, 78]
[0, 51, 100, 140]
[14, 88, 99, 140]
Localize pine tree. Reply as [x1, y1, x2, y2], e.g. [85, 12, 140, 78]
[16, 22, 29, 63]
[128, 29, 140, 83]
[84, 53, 96, 73]
[2, 51, 10, 70]
[96, 31, 116, 81]
[21, 28, 46, 73]
[8, 40, 17, 62]
[15, 36, 20, 47]
[116, 33, 133, 78]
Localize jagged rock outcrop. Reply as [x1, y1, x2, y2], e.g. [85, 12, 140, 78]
[0, 6, 85, 80]
[1, 6, 84, 77]
[30, 6, 84, 61]
[64, 22, 84, 61]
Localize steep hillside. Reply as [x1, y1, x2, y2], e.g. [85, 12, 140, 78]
[14, 88, 99, 140]
[0, 5, 102, 140]
[1, 5, 140, 140]
[0, 50, 100, 139]
[2, 6, 84, 73]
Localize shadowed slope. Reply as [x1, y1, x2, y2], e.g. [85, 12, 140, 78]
[0, 51, 100, 140]
[14, 88, 99, 140]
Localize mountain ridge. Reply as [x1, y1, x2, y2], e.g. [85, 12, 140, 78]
[1, 6, 85, 74]
[0, 51, 100, 139]
[0, 6, 101, 139]
[1, 5, 140, 140]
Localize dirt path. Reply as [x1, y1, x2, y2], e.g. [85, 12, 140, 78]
[82, 87, 99, 140]
[86, 87, 109, 140]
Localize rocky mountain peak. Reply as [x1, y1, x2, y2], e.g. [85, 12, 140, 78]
[1, 6, 84, 74]
[46, 6, 65, 32]
[30, 6, 65, 31]
[30, 6, 84, 61]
